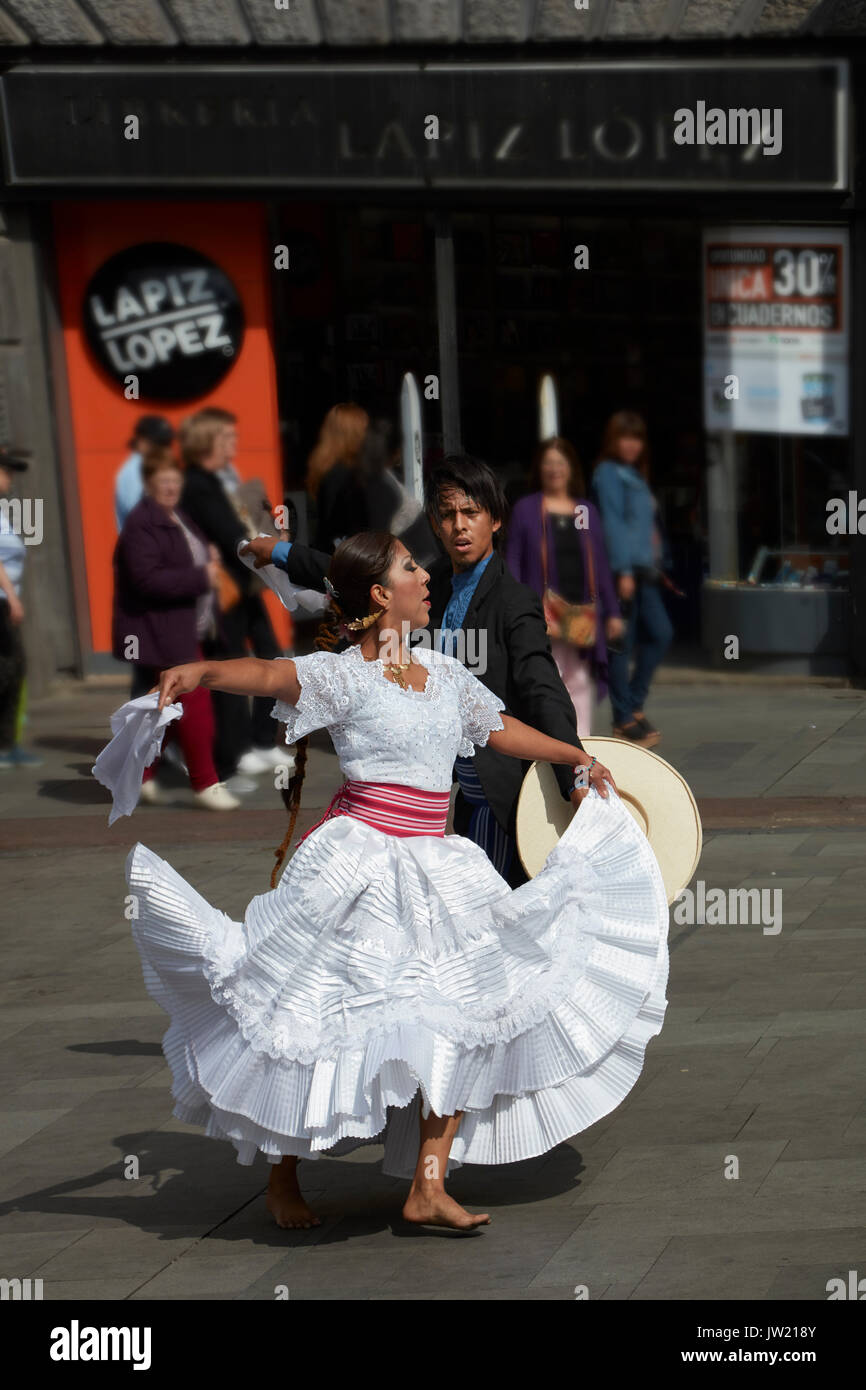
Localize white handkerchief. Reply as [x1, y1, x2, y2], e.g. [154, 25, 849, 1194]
[92, 692, 183, 825]
[236, 535, 329, 617]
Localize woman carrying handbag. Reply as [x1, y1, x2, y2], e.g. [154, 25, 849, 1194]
[506, 437, 622, 737]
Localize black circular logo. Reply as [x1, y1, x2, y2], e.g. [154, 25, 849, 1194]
[83, 242, 245, 402]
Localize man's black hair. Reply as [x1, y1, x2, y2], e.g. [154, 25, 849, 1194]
[424, 453, 509, 546]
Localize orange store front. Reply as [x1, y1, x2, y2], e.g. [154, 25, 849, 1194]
[51, 200, 290, 672]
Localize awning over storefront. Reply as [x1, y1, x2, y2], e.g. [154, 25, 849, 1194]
[0, 60, 849, 193]
[0, 0, 863, 49]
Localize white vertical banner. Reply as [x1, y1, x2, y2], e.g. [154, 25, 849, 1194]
[539, 374, 559, 439]
[703, 226, 849, 436]
[401, 371, 424, 504]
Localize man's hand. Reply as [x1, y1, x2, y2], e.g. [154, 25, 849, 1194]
[7, 595, 24, 626]
[605, 615, 624, 642]
[239, 536, 278, 569]
[617, 574, 635, 603]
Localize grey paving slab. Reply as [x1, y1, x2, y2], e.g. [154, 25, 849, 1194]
[530, 1226, 672, 1291]
[568, 1141, 787, 1206]
[630, 1227, 866, 1301]
[42, 1277, 150, 1301]
[2, 681, 865, 1298]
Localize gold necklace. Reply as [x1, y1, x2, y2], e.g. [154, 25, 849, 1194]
[383, 657, 412, 689]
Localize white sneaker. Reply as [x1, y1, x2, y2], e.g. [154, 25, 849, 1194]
[236, 749, 274, 775]
[224, 774, 258, 796]
[253, 744, 297, 772]
[138, 780, 162, 805]
[194, 782, 241, 811]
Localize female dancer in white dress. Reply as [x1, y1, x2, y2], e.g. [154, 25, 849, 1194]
[128, 531, 669, 1231]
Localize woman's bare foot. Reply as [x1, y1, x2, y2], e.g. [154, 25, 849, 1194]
[266, 1157, 321, 1230]
[402, 1187, 490, 1230]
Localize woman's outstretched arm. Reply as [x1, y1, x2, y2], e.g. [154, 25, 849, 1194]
[155, 657, 301, 710]
[486, 714, 616, 797]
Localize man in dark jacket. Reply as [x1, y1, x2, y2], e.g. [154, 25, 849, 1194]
[244, 455, 589, 888]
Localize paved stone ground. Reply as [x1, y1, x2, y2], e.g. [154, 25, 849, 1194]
[0, 677, 864, 1300]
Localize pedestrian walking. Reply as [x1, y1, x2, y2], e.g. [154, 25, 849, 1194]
[591, 412, 674, 747]
[506, 436, 623, 737]
[0, 448, 42, 769]
[112, 448, 239, 810]
[193, 406, 290, 772]
[178, 413, 275, 781]
[306, 402, 370, 553]
[114, 415, 174, 533]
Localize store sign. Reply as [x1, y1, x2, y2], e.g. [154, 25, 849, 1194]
[0, 62, 847, 191]
[703, 228, 849, 437]
[83, 242, 244, 401]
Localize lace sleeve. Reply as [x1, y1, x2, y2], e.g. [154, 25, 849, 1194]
[452, 661, 506, 758]
[269, 653, 355, 744]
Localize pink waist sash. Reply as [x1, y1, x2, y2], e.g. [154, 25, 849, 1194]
[297, 779, 451, 845]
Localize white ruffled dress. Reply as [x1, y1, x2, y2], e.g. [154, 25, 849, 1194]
[126, 642, 669, 1179]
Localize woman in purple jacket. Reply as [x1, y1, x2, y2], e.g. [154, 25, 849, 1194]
[112, 448, 239, 810]
[505, 437, 623, 737]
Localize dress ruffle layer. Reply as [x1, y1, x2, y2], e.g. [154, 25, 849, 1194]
[126, 790, 669, 1179]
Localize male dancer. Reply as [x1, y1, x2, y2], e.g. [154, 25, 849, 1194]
[242, 454, 592, 888]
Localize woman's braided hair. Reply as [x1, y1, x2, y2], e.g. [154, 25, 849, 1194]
[269, 530, 401, 888]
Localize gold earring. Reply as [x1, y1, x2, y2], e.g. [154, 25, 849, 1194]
[345, 610, 382, 631]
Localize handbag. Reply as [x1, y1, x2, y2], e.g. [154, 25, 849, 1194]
[539, 497, 597, 649]
[215, 562, 242, 612]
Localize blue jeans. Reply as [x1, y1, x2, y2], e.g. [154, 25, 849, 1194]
[607, 578, 673, 727]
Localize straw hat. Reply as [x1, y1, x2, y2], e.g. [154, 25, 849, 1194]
[516, 736, 702, 905]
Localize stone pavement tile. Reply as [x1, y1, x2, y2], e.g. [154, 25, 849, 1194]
[12, 1075, 148, 1098]
[787, 929, 865, 944]
[844, 1107, 866, 1142]
[134, 1067, 174, 1090]
[621, 1044, 758, 1093]
[0, 1002, 163, 1027]
[630, 1227, 866, 1301]
[652, 1017, 778, 1050]
[372, 1286, 585, 1300]
[764, 1009, 866, 1037]
[568, 1141, 786, 1207]
[0, 1228, 89, 1276]
[766, 1258, 865, 1300]
[0, 1210, 98, 1235]
[43, 1277, 147, 1301]
[0, 1110, 70, 1159]
[755, 1157, 866, 1202]
[776, 1131, 866, 1160]
[0, 1021, 32, 1045]
[736, 1103, 862, 1141]
[530, 1225, 670, 1292]
[701, 973, 851, 1017]
[576, 1190, 858, 1239]
[733, 1056, 866, 1100]
[129, 1249, 298, 1300]
[35, 1226, 202, 1281]
[592, 1104, 757, 1146]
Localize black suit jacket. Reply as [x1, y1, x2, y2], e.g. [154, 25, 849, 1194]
[282, 543, 583, 836]
[180, 465, 251, 591]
